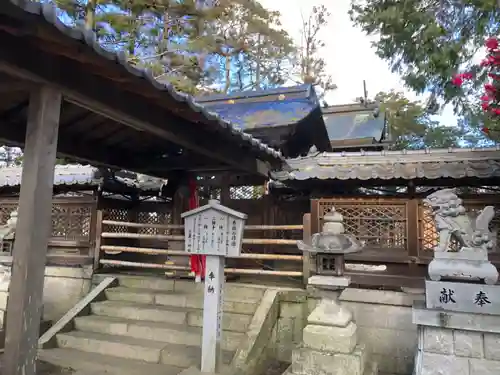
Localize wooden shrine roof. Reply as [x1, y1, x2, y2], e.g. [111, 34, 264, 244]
[271, 147, 500, 183]
[0, 1, 284, 179]
[195, 85, 330, 157]
[321, 103, 388, 150]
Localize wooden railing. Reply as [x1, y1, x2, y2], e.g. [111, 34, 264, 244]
[95, 215, 310, 284]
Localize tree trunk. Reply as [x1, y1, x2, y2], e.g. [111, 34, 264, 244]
[223, 55, 232, 93]
[84, 0, 98, 30]
[255, 34, 262, 89]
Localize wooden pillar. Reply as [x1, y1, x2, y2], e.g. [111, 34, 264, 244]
[302, 213, 312, 285]
[220, 173, 230, 206]
[4, 86, 61, 375]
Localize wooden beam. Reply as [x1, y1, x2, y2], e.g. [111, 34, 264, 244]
[0, 121, 228, 177]
[0, 30, 278, 176]
[197, 173, 267, 187]
[3, 86, 62, 375]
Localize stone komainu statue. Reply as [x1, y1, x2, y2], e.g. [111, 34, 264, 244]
[424, 189, 496, 252]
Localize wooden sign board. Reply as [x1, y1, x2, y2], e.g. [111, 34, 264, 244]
[181, 199, 247, 257]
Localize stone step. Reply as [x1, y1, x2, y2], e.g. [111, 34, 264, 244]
[91, 300, 252, 332]
[74, 315, 245, 351]
[105, 286, 258, 315]
[94, 274, 266, 299]
[91, 300, 187, 325]
[56, 331, 234, 367]
[38, 348, 183, 375]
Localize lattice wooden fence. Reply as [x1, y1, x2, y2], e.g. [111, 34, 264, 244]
[313, 197, 500, 256]
[230, 185, 265, 200]
[315, 198, 408, 251]
[102, 208, 172, 235]
[0, 198, 94, 241]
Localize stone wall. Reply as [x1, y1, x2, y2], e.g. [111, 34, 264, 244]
[270, 290, 309, 362]
[414, 300, 500, 375]
[303, 288, 422, 375]
[0, 265, 93, 328]
[271, 287, 422, 375]
[418, 325, 500, 375]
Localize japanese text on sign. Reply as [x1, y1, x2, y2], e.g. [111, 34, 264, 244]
[182, 200, 247, 257]
[474, 291, 491, 307]
[439, 288, 456, 304]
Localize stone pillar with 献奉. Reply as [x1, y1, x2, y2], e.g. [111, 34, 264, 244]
[413, 189, 500, 375]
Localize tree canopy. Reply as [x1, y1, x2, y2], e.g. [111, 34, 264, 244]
[349, 0, 500, 132]
[376, 91, 488, 150]
[2, 0, 488, 166]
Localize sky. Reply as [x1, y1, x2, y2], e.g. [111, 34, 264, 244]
[258, 0, 458, 127]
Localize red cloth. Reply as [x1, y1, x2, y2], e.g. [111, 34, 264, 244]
[188, 178, 206, 278]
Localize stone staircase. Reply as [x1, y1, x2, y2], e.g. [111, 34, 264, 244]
[38, 275, 265, 375]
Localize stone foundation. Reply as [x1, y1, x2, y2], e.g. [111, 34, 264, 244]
[0, 265, 93, 328]
[287, 298, 378, 375]
[305, 288, 423, 375]
[414, 300, 500, 375]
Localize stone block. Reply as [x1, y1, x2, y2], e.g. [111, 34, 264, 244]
[344, 302, 414, 331]
[371, 352, 414, 375]
[308, 275, 350, 288]
[470, 358, 500, 375]
[43, 272, 92, 322]
[425, 280, 500, 315]
[413, 301, 500, 334]
[302, 322, 357, 354]
[307, 298, 319, 316]
[484, 333, 500, 361]
[276, 317, 295, 344]
[292, 345, 366, 375]
[291, 315, 305, 343]
[0, 291, 8, 309]
[340, 288, 415, 307]
[454, 330, 484, 358]
[188, 310, 252, 333]
[280, 302, 304, 319]
[420, 352, 469, 375]
[357, 326, 417, 359]
[423, 326, 454, 355]
[308, 300, 352, 328]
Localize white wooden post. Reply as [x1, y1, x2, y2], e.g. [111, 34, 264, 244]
[201, 255, 225, 373]
[181, 199, 246, 374]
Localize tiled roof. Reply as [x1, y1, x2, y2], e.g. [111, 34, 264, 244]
[271, 147, 500, 181]
[4, 0, 284, 162]
[0, 165, 166, 191]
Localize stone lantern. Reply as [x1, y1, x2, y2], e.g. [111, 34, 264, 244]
[298, 207, 362, 279]
[290, 208, 378, 375]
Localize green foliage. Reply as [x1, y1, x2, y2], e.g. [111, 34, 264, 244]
[375, 91, 485, 149]
[52, 0, 296, 95]
[349, 0, 500, 130]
